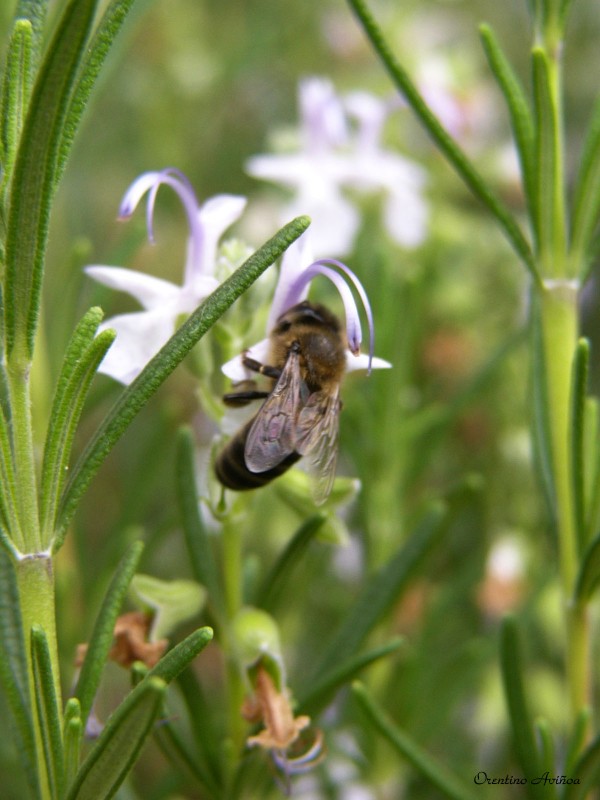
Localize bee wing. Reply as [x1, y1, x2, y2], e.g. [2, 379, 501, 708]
[294, 388, 341, 505]
[244, 349, 303, 473]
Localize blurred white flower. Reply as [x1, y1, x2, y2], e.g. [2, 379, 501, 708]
[246, 76, 428, 257]
[85, 168, 246, 384]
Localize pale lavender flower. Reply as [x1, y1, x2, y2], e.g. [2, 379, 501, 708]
[222, 232, 391, 382]
[85, 168, 246, 384]
[246, 76, 428, 256]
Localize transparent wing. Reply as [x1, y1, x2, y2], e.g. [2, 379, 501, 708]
[244, 349, 303, 473]
[294, 388, 341, 505]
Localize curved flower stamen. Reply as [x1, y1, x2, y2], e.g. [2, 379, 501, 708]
[222, 232, 388, 382]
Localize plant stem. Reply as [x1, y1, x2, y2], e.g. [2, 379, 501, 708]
[16, 553, 62, 800]
[222, 517, 246, 754]
[539, 280, 589, 720]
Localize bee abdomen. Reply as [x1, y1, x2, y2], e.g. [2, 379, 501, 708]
[215, 421, 301, 491]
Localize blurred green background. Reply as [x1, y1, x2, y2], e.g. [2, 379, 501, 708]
[3, 0, 600, 797]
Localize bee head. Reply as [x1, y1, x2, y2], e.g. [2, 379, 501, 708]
[273, 301, 341, 336]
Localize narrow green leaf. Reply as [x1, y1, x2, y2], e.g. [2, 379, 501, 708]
[56, 0, 141, 184]
[583, 399, 600, 541]
[574, 530, 600, 602]
[559, 0, 576, 29]
[0, 549, 39, 797]
[299, 638, 403, 715]
[56, 215, 310, 537]
[0, 20, 33, 199]
[4, 0, 98, 360]
[565, 709, 591, 775]
[479, 24, 537, 230]
[530, 298, 557, 522]
[43, 326, 116, 549]
[176, 427, 225, 623]
[146, 626, 213, 685]
[40, 308, 106, 517]
[534, 719, 558, 800]
[153, 718, 221, 798]
[532, 47, 566, 267]
[346, 0, 537, 279]
[0, 402, 22, 553]
[255, 513, 326, 611]
[500, 617, 545, 793]
[74, 541, 144, 728]
[571, 339, 589, 555]
[67, 677, 166, 800]
[13, 0, 47, 65]
[352, 682, 478, 800]
[564, 732, 600, 800]
[175, 667, 221, 786]
[312, 502, 446, 677]
[570, 94, 600, 277]
[31, 625, 64, 800]
[63, 698, 83, 789]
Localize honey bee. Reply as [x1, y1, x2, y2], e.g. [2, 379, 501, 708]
[215, 301, 347, 504]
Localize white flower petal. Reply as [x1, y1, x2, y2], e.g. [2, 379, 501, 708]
[221, 338, 271, 381]
[85, 266, 180, 310]
[246, 154, 310, 188]
[267, 235, 313, 328]
[185, 194, 247, 289]
[345, 352, 392, 372]
[284, 189, 358, 258]
[98, 307, 178, 384]
[383, 188, 429, 248]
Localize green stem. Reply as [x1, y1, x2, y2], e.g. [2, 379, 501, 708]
[16, 553, 62, 800]
[222, 517, 246, 754]
[7, 356, 41, 552]
[539, 281, 589, 719]
[534, 44, 568, 277]
[222, 518, 242, 621]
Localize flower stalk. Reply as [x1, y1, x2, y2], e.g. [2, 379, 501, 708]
[538, 281, 589, 718]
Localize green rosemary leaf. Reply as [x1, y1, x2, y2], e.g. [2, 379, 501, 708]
[66, 677, 166, 800]
[4, 0, 99, 362]
[176, 427, 225, 624]
[74, 541, 144, 729]
[0, 20, 33, 201]
[571, 339, 589, 555]
[31, 625, 65, 800]
[299, 638, 403, 715]
[479, 24, 537, 235]
[570, 94, 600, 277]
[42, 309, 114, 546]
[312, 502, 446, 677]
[500, 616, 545, 793]
[255, 513, 327, 611]
[352, 682, 478, 800]
[63, 698, 82, 789]
[0, 549, 39, 797]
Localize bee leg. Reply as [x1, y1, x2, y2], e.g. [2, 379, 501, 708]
[223, 389, 270, 408]
[242, 353, 282, 380]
